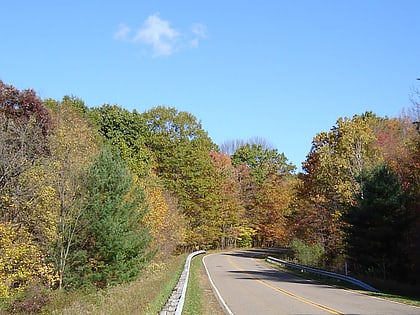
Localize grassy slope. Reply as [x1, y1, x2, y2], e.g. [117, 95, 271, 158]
[43, 254, 187, 315]
[183, 255, 224, 315]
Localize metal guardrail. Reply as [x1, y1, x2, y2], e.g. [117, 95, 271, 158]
[159, 250, 206, 315]
[266, 256, 379, 292]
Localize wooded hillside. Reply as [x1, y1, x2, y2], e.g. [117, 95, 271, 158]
[1, 79, 419, 305]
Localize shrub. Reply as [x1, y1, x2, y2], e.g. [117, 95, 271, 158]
[290, 238, 324, 267]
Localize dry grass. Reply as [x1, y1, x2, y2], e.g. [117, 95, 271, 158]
[44, 254, 187, 315]
[3, 253, 225, 315]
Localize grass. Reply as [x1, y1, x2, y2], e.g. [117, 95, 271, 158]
[183, 254, 224, 315]
[183, 256, 204, 314]
[265, 259, 420, 307]
[1, 252, 225, 315]
[40, 254, 188, 315]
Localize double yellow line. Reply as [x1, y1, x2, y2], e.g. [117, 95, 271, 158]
[226, 256, 344, 315]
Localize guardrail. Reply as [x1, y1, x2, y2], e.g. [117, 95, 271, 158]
[266, 256, 379, 292]
[159, 250, 206, 315]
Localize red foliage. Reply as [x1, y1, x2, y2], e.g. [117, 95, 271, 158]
[0, 80, 52, 135]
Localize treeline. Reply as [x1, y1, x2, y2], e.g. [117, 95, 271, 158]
[1, 79, 419, 305]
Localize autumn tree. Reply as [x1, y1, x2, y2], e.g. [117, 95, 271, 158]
[401, 96, 420, 285]
[0, 80, 53, 224]
[142, 173, 186, 258]
[141, 106, 220, 247]
[231, 143, 296, 247]
[294, 113, 381, 265]
[0, 223, 56, 298]
[0, 81, 55, 297]
[45, 96, 99, 289]
[210, 151, 245, 248]
[90, 104, 187, 256]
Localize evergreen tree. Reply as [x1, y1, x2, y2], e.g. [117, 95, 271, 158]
[344, 165, 409, 279]
[67, 146, 153, 288]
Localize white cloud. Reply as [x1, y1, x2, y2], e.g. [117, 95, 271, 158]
[114, 14, 207, 57]
[113, 23, 131, 41]
[134, 14, 179, 56]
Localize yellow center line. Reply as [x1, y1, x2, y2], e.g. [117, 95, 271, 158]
[227, 256, 344, 315]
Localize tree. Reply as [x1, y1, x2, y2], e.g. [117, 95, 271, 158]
[210, 151, 245, 248]
[0, 81, 55, 298]
[0, 80, 52, 135]
[141, 106, 220, 247]
[295, 113, 381, 265]
[91, 104, 188, 256]
[0, 81, 53, 223]
[0, 223, 56, 298]
[142, 174, 187, 258]
[344, 165, 409, 279]
[220, 137, 274, 155]
[67, 147, 153, 288]
[90, 104, 152, 177]
[231, 144, 296, 246]
[231, 143, 295, 184]
[253, 173, 295, 247]
[45, 97, 100, 289]
[373, 114, 420, 284]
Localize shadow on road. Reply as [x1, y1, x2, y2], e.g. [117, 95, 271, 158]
[222, 249, 336, 289]
[221, 248, 289, 259]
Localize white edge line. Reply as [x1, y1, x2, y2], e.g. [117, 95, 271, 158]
[202, 254, 234, 315]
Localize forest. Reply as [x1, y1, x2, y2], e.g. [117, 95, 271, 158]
[1, 79, 419, 308]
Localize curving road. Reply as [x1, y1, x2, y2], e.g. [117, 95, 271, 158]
[203, 250, 420, 315]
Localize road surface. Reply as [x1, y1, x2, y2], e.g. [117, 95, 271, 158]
[203, 250, 419, 315]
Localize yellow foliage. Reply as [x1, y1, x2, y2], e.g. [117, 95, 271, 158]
[20, 166, 60, 244]
[142, 173, 186, 257]
[0, 222, 58, 299]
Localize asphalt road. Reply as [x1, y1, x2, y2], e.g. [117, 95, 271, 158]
[203, 250, 420, 315]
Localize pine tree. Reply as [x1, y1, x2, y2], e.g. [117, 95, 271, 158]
[67, 146, 153, 288]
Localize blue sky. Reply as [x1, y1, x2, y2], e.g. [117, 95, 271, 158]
[1, 1, 419, 168]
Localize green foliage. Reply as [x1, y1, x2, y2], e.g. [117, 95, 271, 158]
[141, 106, 220, 247]
[2, 76, 419, 301]
[344, 165, 409, 279]
[231, 143, 295, 184]
[90, 104, 152, 176]
[295, 113, 383, 264]
[46, 96, 100, 289]
[231, 143, 296, 247]
[67, 146, 153, 288]
[290, 238, 324, 267]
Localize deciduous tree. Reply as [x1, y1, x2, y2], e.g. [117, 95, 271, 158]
[296, 113, 381, 265]
[210, 151, 245, 248]
[0, 81, 53, 223]
[141, 106, 219, 247]
[45, 96, 99, 289]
